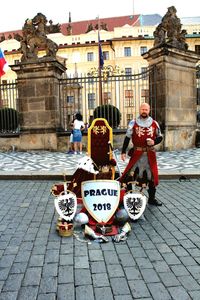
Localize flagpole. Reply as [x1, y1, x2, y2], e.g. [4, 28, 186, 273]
[97, 16, 103, 106]
[0, 48, 6, 107]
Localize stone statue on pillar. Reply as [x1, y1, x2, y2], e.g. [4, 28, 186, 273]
[11, 13, 66, 150]
[14, 13, 60, 61]
[153, 6, 188, 51]
[143, 6, 200, 150]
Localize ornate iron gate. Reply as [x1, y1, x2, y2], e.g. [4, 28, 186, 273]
[58, 67, 157, 131]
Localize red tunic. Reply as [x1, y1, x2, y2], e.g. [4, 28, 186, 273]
[120, 119, 159, 186]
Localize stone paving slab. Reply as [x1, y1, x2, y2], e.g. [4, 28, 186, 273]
[0, 148, 200, 179]
[0, 179, 200, 299]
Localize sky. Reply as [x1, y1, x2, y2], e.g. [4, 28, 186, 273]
[0, 0, 199, 32]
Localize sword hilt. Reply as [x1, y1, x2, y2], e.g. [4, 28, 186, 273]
[108, 141, 113, 151]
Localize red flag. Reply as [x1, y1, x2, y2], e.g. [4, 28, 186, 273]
[0, 48, 7, 77]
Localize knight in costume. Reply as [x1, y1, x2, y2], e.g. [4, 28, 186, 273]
[120, 103, 163, 206]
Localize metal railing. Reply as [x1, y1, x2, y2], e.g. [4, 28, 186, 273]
[58, 67, 156, 131]
[0, 80, 19, 135]
[1, 64, 200, 135]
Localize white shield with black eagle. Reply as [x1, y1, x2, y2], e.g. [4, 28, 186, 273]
[123, 191, 147, 220]
[54, 190, 77, 221]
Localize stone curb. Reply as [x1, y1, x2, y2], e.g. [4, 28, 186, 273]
[0, 170, 199, 180]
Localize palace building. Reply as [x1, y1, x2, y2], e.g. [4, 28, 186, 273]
[0, 13, 200, 136]
[0, 13, 200, 81]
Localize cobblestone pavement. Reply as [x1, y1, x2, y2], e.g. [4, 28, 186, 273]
[0, 148, 200, 177]
[0, 179, 200, 299]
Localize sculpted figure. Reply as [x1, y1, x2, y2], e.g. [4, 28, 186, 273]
[162, 6, 181, 46]
[86, 23, 94, 33]
[153, 6, 188, 50]
[16, 13, 59, 61]
[0, 34, 5, 42]
[177, 29, 188, 50]
[153, 24, 166, 47]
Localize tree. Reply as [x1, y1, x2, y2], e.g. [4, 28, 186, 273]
[93, 104, 121, 128]
[0, 108, 19, 132]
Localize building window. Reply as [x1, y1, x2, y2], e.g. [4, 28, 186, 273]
[140, 46, 147, 55]
[125, 68, 132, 75]
[124, 47, 131, 57]
[125, 90, 134, 107]
[14, 59, 20, 65]
[141, 89, 149, 102]
[195, 45, 200, 55]
[127, 114, 133, 125]
[88, 77, 95, 84]
[103, 92, 111, 104]
[88, 93, 95, 109]
[66, 95, 74, 104]
[125, 68, 132, 80]
[103, 51, 109, 60]
[87, 52, 94, 61]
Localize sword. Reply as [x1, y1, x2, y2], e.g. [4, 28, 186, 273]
[108, 141, 122, 179]
[62, 173, 77, 194]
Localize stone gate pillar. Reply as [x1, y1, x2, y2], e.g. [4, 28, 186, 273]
[11, 58, 66, 150]
[143, 47, 200, 150]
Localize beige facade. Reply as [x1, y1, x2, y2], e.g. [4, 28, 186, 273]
[0, 15, 200, 151]
[1, 18, 200, 82]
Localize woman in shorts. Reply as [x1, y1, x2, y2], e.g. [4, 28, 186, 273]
[73, 113, 85, 154]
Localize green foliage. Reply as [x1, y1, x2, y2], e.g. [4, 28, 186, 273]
[0, 108, 19, 132]
[93, 104, 121, 128]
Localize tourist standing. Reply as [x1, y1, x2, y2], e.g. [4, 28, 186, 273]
[73, 113, 85, 154]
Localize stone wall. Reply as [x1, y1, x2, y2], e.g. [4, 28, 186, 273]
[0, 132, 163, 153]
[143, 47, 200, 150]
[10, 58, 66, 150]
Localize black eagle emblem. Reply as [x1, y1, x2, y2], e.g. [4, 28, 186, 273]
[125, 196, 143, 215]
[58, 197, 75, 217]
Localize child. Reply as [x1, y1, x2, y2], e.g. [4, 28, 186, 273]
[67, 117, 75, 154]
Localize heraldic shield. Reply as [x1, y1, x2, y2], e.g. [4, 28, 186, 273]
[123, 190, 147, 220]
[54, 190, 77, 222]
[82, 180, 120, 223]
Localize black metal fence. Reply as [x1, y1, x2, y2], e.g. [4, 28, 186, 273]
[1, 64, 200, 135]
[0, 80, 19, 135]
[58, 67, 156, 131]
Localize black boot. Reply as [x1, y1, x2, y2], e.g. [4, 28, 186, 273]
[148, 183, 162, 206]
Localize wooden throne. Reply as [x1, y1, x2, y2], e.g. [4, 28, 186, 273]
[87, 118, 115, 180]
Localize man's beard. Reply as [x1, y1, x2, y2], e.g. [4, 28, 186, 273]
[140, 113, 148, 118]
